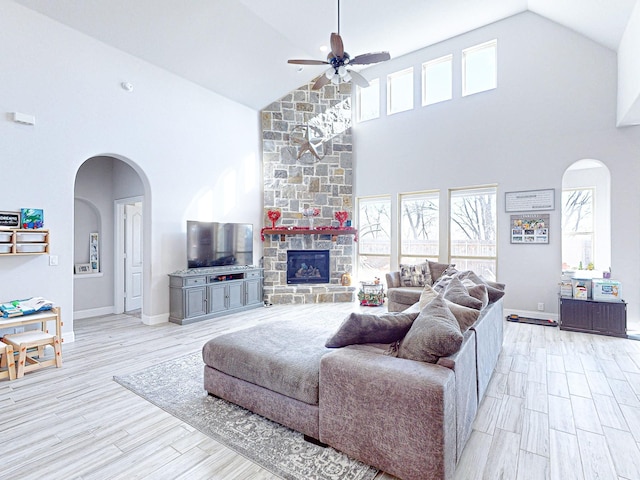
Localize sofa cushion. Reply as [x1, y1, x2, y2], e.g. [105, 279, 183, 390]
[325, 311, 419, 348]
[202, 318, 339, 405]
[443, 277, 484, 310]
[395, 295, 463, 363]
[399, 262, 432, 287]
[387, 286, 422, 306]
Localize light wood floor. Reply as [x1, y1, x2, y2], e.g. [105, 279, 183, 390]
[1, 302, 639, 480]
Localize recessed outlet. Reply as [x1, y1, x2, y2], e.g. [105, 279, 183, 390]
[537, 302, 545, 311]
[49, 255, 58, 266]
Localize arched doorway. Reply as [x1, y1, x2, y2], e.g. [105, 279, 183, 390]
[73, 155, 147, 318]
[561, 159, 611, 274]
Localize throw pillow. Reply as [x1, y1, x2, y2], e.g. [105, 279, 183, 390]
[428, 260, 455, 282]
[445, 299, 481, 332]
[418, 284, 439, 309]
[395, 294, 463, 363]
[432, 266, 460, 292]
[458, 271, 506, 302]
[461, 279, 489, 309]
[443, 276, 484, 310]
[399, 262, 432, 287]
[325, 311, 419, 348]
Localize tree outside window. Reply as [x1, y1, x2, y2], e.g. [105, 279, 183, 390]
[400, 191, 439, 264]
[449, 186, 497, 280]
[357, 196, 391, 282]
[562, 188, 594, 271]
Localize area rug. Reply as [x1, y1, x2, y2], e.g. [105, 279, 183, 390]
[113, 352, 378, 480]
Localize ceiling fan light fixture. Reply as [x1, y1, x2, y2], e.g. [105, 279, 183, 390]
[286, 0, 389, 90]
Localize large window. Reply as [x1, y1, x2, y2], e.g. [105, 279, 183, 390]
[422, 55, 452, 106]
[562, 188, 594, 270]
[462, 39, 497, 96]
[400, 191, 439, 264]
[356, 78, 380, 123]
[449, 186, 497, 280]
[357, 196, 391, 282]
[387, 67, 414, 115]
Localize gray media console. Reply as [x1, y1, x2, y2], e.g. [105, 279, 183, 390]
[169, 266, 264, 325]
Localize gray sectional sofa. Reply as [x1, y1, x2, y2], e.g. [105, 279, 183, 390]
[202, 269, 504, 480]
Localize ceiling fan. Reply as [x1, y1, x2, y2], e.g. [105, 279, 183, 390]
[287, 0, 390, 90]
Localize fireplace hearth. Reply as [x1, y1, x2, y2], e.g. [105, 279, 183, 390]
[287, 250, 330, 284]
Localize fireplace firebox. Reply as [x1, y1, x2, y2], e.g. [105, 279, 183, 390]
[287, 250, 330, 284]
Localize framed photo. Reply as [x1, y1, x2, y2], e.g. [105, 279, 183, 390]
[505, 189, 555, 212]
[510, 214, 549, 244]
[0, 211, 20, 228]
[75, 263, 92, 274]
[90, 232, 99, 272]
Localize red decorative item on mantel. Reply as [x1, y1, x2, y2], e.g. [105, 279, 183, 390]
[260, 226, 358, 241]
[335, 211, 348, 228]
[267, 209, 281, 229]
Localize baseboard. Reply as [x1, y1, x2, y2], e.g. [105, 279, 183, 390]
[73, 306, 115, 320]
[142, 312, 169, 325]
[504, 308, 558, 322]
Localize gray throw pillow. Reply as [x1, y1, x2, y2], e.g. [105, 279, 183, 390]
[428, 260, 455, 282]
[395, 295, 463, 363]
[418, 284, 438, 309]
[458, 271, 506, 302]
[461, 279, 489, 309]
[443, 276, 484, 310]
[325, 311, 419, 348]
[445, 299, 481, 332]
[399, 262, 432, 287]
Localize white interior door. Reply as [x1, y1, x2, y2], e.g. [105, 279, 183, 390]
[125, 202, 143, 311]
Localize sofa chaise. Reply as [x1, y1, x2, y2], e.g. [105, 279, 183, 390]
[202, 267, 505, 480]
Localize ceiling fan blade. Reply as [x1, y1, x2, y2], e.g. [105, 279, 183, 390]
[348, 70, 369, 88]
[312, 74, 331, 90]
[288, 59, 329, 65]
[330, 33, 344, 58]
[350, 52, 391, 65]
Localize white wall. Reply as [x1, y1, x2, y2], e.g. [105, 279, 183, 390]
[354, 12, 640, 324]
[0, 2, 262, 338]
[618, 0, 640, 126]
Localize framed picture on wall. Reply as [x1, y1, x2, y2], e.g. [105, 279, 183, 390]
[75, 263, 92, 274]
[510, 214, 549, 244]
[90, 232, 99, 272]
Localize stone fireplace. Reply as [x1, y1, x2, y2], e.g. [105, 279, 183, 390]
[261, 80, 356, 304]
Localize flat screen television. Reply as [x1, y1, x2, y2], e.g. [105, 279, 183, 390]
[187, 221, 253, 268]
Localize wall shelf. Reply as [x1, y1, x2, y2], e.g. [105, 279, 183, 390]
[261, 227, 358, 242]
[0, 229, 49, 256]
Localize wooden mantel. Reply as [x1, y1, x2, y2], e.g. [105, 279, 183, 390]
[260, 227, 358, 242]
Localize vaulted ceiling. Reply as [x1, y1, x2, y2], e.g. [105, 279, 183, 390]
[12, 0, 639, 110]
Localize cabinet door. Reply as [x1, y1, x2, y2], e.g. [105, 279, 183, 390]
[245, 278, 263, 306]
[560, 299, 593, 331]
[184, 287, 207, 318]
[227, 282, 244, 310]
[207, 284, 228, 314]
[593, 303, 627, 335]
